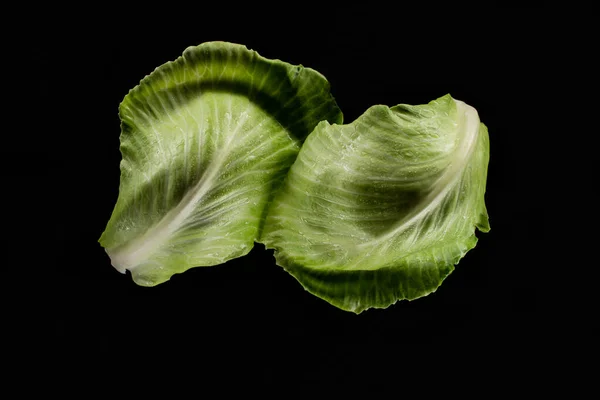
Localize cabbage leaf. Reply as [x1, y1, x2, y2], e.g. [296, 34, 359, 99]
[260, 95, 490, 313]
[99, 42, 342, 285]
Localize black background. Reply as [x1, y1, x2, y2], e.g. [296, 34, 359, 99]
[44, 5, 541, 389]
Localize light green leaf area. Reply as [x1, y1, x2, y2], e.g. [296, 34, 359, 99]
[260, 95, 490, 313]
[99, 42, 342, 286]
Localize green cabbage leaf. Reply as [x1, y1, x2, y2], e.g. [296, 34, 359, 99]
[99, 42, 342, 285]
[260, 95, 490, 312]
